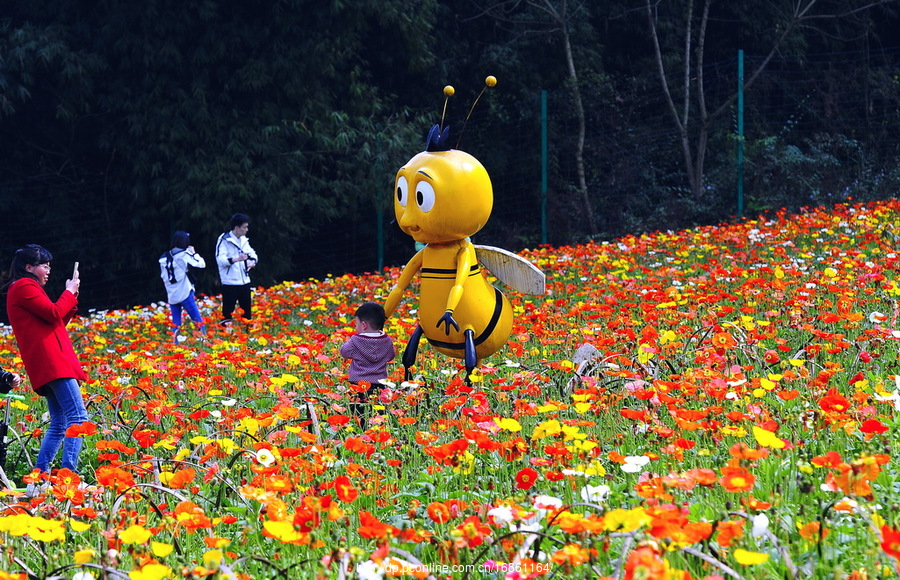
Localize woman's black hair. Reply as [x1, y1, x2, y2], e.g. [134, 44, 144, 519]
[230, 213, 250, 230]
[6, 244, 53, 287]
[171, 231, 190, 249]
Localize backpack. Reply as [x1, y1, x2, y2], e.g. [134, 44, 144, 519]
[160, 251, 180, 285]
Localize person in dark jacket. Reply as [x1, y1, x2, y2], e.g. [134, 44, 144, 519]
[5, 244, 89, 479]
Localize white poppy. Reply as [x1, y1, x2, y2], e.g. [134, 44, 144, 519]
[869, 311, 888, 323]
[488, 506, 515, 525]
[751, 513, 770, 537]
[621, 455, 651, 473]
[356, 560, 384, 580]
[874, 389, 900, 411]
[533, 495, 563, 510]
[254, 448, 276, 467]
[580, 484, 610, 503]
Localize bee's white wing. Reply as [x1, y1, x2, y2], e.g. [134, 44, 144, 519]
[474, 245, 546, 296]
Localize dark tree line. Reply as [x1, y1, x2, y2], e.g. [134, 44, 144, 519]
[2, 0, 899, 310]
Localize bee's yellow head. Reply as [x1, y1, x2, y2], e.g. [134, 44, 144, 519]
[394, 77, 498, 245]
[394, 146, 492, 244]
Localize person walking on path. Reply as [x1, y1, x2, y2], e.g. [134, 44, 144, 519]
[215, 213, 258, 324]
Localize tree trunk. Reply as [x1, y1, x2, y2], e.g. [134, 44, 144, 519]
[643, 0, 875, 200]
[554, 0, 597, 236]
[646, 0, 703, 198]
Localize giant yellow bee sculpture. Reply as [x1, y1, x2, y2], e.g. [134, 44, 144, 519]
[384, 77, 545, 381]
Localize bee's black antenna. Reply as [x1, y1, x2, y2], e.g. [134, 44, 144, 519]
[456, 76, 497, 149]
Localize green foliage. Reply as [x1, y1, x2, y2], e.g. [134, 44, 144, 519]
[1, 0, 440, 306]
[742, 131, 900, 215]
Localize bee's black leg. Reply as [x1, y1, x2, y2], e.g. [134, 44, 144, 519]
[403, 325, 424, 381]
[464, 329, 477, 385]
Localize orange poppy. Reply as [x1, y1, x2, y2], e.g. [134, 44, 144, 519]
[720, 466, 755, 492]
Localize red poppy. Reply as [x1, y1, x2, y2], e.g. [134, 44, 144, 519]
[620, 409, 649, 421]
[819, 390, 851, 413]
[65, 421, 98, 438]
[453, 515, 492, 548]
[882, 524, 900, 558]
[333, 475, 359, 503]
[741, 495, 772, 510]
[544, 470, 565, 481]
[811, 456, 842, 477]
[515, 467, 539, 490]
[96, 440, 137, 454]
[133, 429, 162, 448]
[71, 506, 98, 519]
[326, 414, 351, 427]
[684, 468, 717, 486]
[861, 419, 889, 434]
[358, 510, 398, 540]
[344, 437, 375, 458]
[715, 520, 745, 547]
[188, 409, 211, 421]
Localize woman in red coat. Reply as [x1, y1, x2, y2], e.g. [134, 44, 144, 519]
[5, 244, 89, 477]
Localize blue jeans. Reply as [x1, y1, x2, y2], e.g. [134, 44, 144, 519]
[170, 291, 205, 331]
[35, 378, 89, 473]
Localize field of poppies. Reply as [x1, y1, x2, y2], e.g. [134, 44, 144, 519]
[3, 199, 900, 579]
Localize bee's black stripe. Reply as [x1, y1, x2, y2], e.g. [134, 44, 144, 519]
[421, 270, 482, 280]
[421, 265, 480, 275]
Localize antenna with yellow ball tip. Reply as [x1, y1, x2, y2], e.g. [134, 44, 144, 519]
[440, 85, 455, 131]
[456, 76, 497, 148]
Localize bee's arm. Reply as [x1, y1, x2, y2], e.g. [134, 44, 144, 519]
[445, 244, 475, 313]
[384, 250, 424, 317]
[436, 243, 475, 334]
[442, 243, 477, 326]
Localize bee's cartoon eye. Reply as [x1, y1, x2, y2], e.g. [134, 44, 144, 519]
[416, 181, 436, 212]
[396, 176, 409, 207]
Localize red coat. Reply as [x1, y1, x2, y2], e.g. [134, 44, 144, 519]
[6, 277, 87, 390]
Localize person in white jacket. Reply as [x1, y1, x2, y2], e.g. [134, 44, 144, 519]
[159, 231, 207, 341]
[215, 213, 258, 324]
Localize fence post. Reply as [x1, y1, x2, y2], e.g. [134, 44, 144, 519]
[377, 206, 384, 272]
[737, 49, 745, 218]
[541, 89, 548, 245]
